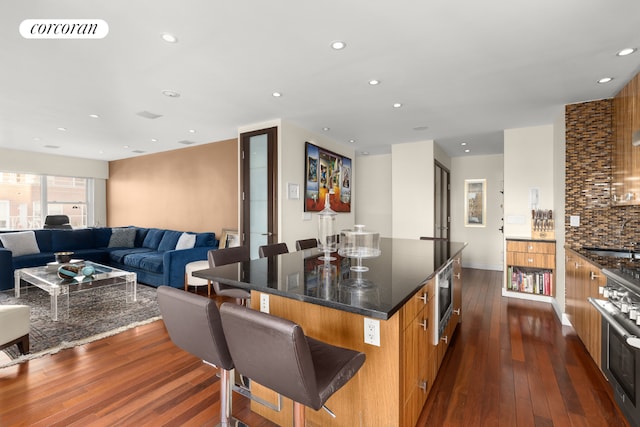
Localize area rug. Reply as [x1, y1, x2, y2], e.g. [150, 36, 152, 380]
[0, 283, 162, 369]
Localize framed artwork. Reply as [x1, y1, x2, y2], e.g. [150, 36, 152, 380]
[219, 228, 240, 248]
[304, 141, 352, 212]
[464, 179, 486, 227]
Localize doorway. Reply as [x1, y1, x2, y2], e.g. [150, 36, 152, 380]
[434, 161, 450, 240]
[240, 127, 278, 259]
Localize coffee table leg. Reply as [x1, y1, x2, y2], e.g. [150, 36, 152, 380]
[14, 270, 21, 298]
[126, 272, 137, 303]
[51, 287, 59, 321]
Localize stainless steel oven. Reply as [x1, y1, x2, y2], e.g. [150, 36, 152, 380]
[433, 259, 453, 345]
[590, 268, 640, 427]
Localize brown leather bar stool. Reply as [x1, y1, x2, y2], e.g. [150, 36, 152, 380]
[295, 238, 318, 251]
[208, 246, 251, 305]
[156, 286, 243, 426]
[219, 303, 366, 427]
[258, 242, 289, 258]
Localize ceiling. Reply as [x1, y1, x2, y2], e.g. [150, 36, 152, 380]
[2, 1, 640, 162]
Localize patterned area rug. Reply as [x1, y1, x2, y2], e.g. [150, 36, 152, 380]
[0, 283, 161, 368]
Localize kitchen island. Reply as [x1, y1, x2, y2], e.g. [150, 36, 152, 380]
[195, 238, 466, 427]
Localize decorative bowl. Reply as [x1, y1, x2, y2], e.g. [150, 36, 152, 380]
[54, 251, 74, 263]
[57, 263, 84, 280]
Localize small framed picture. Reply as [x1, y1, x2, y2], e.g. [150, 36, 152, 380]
[220, 229, 240, 248]
[464, 179, 486, 227]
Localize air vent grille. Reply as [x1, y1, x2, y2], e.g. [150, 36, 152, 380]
[136, 111, 163, 119]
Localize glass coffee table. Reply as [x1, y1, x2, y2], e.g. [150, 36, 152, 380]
[14, 261, 137, 321]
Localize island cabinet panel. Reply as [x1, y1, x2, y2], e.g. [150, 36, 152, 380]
[565, 249, 605, 369]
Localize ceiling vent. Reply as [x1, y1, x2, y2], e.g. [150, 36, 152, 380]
[44, 145, 60, 149]
[132, 150, 146, 154]
[178, 140, 196, 145]
[136, 111, 163, 119]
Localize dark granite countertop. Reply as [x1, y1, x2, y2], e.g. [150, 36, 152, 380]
[194, 238, 467, 320]
[565, 246, 634, 270]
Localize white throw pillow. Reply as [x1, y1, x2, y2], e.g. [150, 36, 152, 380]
[175, 232, 196, 250]
[0, 231, 40, 257]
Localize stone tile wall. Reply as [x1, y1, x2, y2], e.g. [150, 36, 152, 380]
[565, 99, 640, 250]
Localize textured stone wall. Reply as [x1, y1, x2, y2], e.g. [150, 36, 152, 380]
[565, 99, 640, 249]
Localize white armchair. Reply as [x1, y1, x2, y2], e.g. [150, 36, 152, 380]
[0, 305, 30, 354]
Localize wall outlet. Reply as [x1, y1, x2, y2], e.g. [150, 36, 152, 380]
[364, 318, 380, 347]
[260, 293, 269, 313]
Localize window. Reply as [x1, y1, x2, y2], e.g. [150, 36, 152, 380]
[0, 172, 91, 230]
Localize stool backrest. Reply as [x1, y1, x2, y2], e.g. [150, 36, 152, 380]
[295, 238, 318, 251]
[258, 242, 289, 258]
[220, 303, 322, 409]
[157, 286, 233, 370]
[208, 245, 250, 267]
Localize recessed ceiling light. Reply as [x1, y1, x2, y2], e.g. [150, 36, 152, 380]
[393, 103, 402, 108]
[162, 90, 180, 98]
[89, 114, 99, 119]
[464, 149, 470, 153]
[598, 77, 613, 84]
[413, 126, 429, 131]
[323, 127, 330, 131]
[361, 151, 370, 155]
[369, 79, 380, 86]
[331, 40, 346, 50]
[123, 145, 129, 149]
[617, 48, 636, 56]
[188, 129, 196, 134]
[99, 150, 104, 154]
[272, 92, 282, 97]
[349, 139, 356, 143]
[161, 33, 178, 43]
[151, 138, 158, 142]
[33, 137, 40, 141]
[57, 127, 66, 131]
[461, 142, 467, 146]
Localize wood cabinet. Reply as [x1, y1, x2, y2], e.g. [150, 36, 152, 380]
[401, 278, 435, 427]
[505, 239, 555, 297]
[612, 71, 640, 204]
[565, 249, 605, 368]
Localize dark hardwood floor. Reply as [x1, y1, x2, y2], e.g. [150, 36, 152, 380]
[0, 269, 630, 426]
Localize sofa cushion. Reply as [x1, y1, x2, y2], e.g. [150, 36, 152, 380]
[175, 232, 196, 250]
[34, 229, 53, 252]
[108, 228, 136, 248]
[158, 230, 182, 252]
[109, 247, 153, 264]
[134, 228, 149, 247]
[138, 254, 164, 274]
[93, 227, 112, 247]
[142, 229, 165, 250]
[51, 229, 95, 251]
[195, 232, 216, 247]
[0, 231, 40, 257]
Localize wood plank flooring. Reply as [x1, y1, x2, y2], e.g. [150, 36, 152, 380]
[0, 268, 630, 426]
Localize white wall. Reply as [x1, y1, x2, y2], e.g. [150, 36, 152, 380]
[239, 120, 355, 250]
[391, 140, 435, 239]
[450, 154, 505, 270]
[503, 125, 555, 237]
[354, 154, 392, 237]
[553, 112, 567, 316]
[0, 147, 108, 227]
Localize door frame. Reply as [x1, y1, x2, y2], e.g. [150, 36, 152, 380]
[240, 127, 278, 249]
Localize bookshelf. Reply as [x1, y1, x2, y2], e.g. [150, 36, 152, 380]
[504, 239, 556, 300]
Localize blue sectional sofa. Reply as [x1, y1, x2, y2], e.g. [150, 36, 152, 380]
[0, 226, 218, 291]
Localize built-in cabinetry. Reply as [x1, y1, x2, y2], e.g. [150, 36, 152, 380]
[565, 248, 605, 368]
[612, 71, 640, 204]
[504, 239, 555, 300]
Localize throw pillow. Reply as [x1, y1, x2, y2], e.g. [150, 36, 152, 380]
[175, 232, 196, 250]
[108, 227, 136, 248]
[0, 231, 40, 257]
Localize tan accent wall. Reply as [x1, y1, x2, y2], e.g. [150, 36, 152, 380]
[107, 139, 238, 234]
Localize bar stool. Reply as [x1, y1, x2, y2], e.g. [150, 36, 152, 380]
[156, 286, 242, 426]
[208, 246, 251, 305]
[220, 303, 366, 427]
[258, 242, 289, 258]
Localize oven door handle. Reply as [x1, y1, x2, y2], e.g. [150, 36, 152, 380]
[588, 297, 640, 349]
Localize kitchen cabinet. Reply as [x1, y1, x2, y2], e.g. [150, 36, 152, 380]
[505, 239, 555, 298]
[612, 72, 640, 204]
[565, 248, 605, 368]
